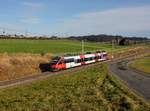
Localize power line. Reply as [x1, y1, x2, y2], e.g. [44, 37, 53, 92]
[2, 28, 5, 35]
[82, 40, 84, 54]
[111, 39, 114, 60]
[0, 27, 49, 37]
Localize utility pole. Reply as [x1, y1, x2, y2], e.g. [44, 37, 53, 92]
[111, 40, 114, 60]
[82, 40, 84, 54]
[25, 30, 28, 37]
[3, 28, 5, 35]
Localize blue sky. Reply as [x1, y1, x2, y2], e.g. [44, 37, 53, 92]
[0, 0, 150, 37]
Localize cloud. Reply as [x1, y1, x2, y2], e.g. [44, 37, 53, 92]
[21, 17, 41, 24]
[23, 2, 43, 8]
[54, 5, 150, 36]
[21, 2, 44, 24]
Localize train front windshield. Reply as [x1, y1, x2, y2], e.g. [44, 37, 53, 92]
[50, 56, 61, 65]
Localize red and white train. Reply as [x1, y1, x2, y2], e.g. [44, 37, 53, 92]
[50, 51, 108, 71]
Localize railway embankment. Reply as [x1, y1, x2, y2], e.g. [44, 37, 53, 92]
[0, 53, 51, 81]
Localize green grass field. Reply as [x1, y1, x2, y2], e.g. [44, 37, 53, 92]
[130, 57, 150, 74]
[0, 39, 127, 54]
[0, 64, 149, 111]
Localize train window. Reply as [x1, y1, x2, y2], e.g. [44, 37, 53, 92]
[95, 56, 101, 59]
[103, 54, 107, 57]
[90, 57, 94, 60]
[74, 59, 77, 63]
[99, 56, 102, 59]
[84, 58, 89, 61]
[95, 56, 100, 59]
[75, 59, 82, 63]
[84, 57, 95, 62]
[64, 58, 74, 63]
[89, 57, 91, 61]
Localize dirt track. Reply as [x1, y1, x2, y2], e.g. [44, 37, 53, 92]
[109, 57, 150, 101]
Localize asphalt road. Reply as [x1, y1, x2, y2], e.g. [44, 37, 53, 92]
[109, 58, 150, 101]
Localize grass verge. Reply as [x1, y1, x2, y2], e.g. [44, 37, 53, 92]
[129, 57, 150, 74]
[0, 64, 149, 111]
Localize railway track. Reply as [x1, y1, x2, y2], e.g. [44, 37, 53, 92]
[0, 50, 149, 89]
[0, 60, 108, 89]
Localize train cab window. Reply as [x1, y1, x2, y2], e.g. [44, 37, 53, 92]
[50, 60, 59, 65]
[50, 61, 57, 65]
[58, 61, 63, 64]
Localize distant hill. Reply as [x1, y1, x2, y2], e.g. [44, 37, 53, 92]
[0, 34, 149, 45]
[67, 34, 149, 45]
